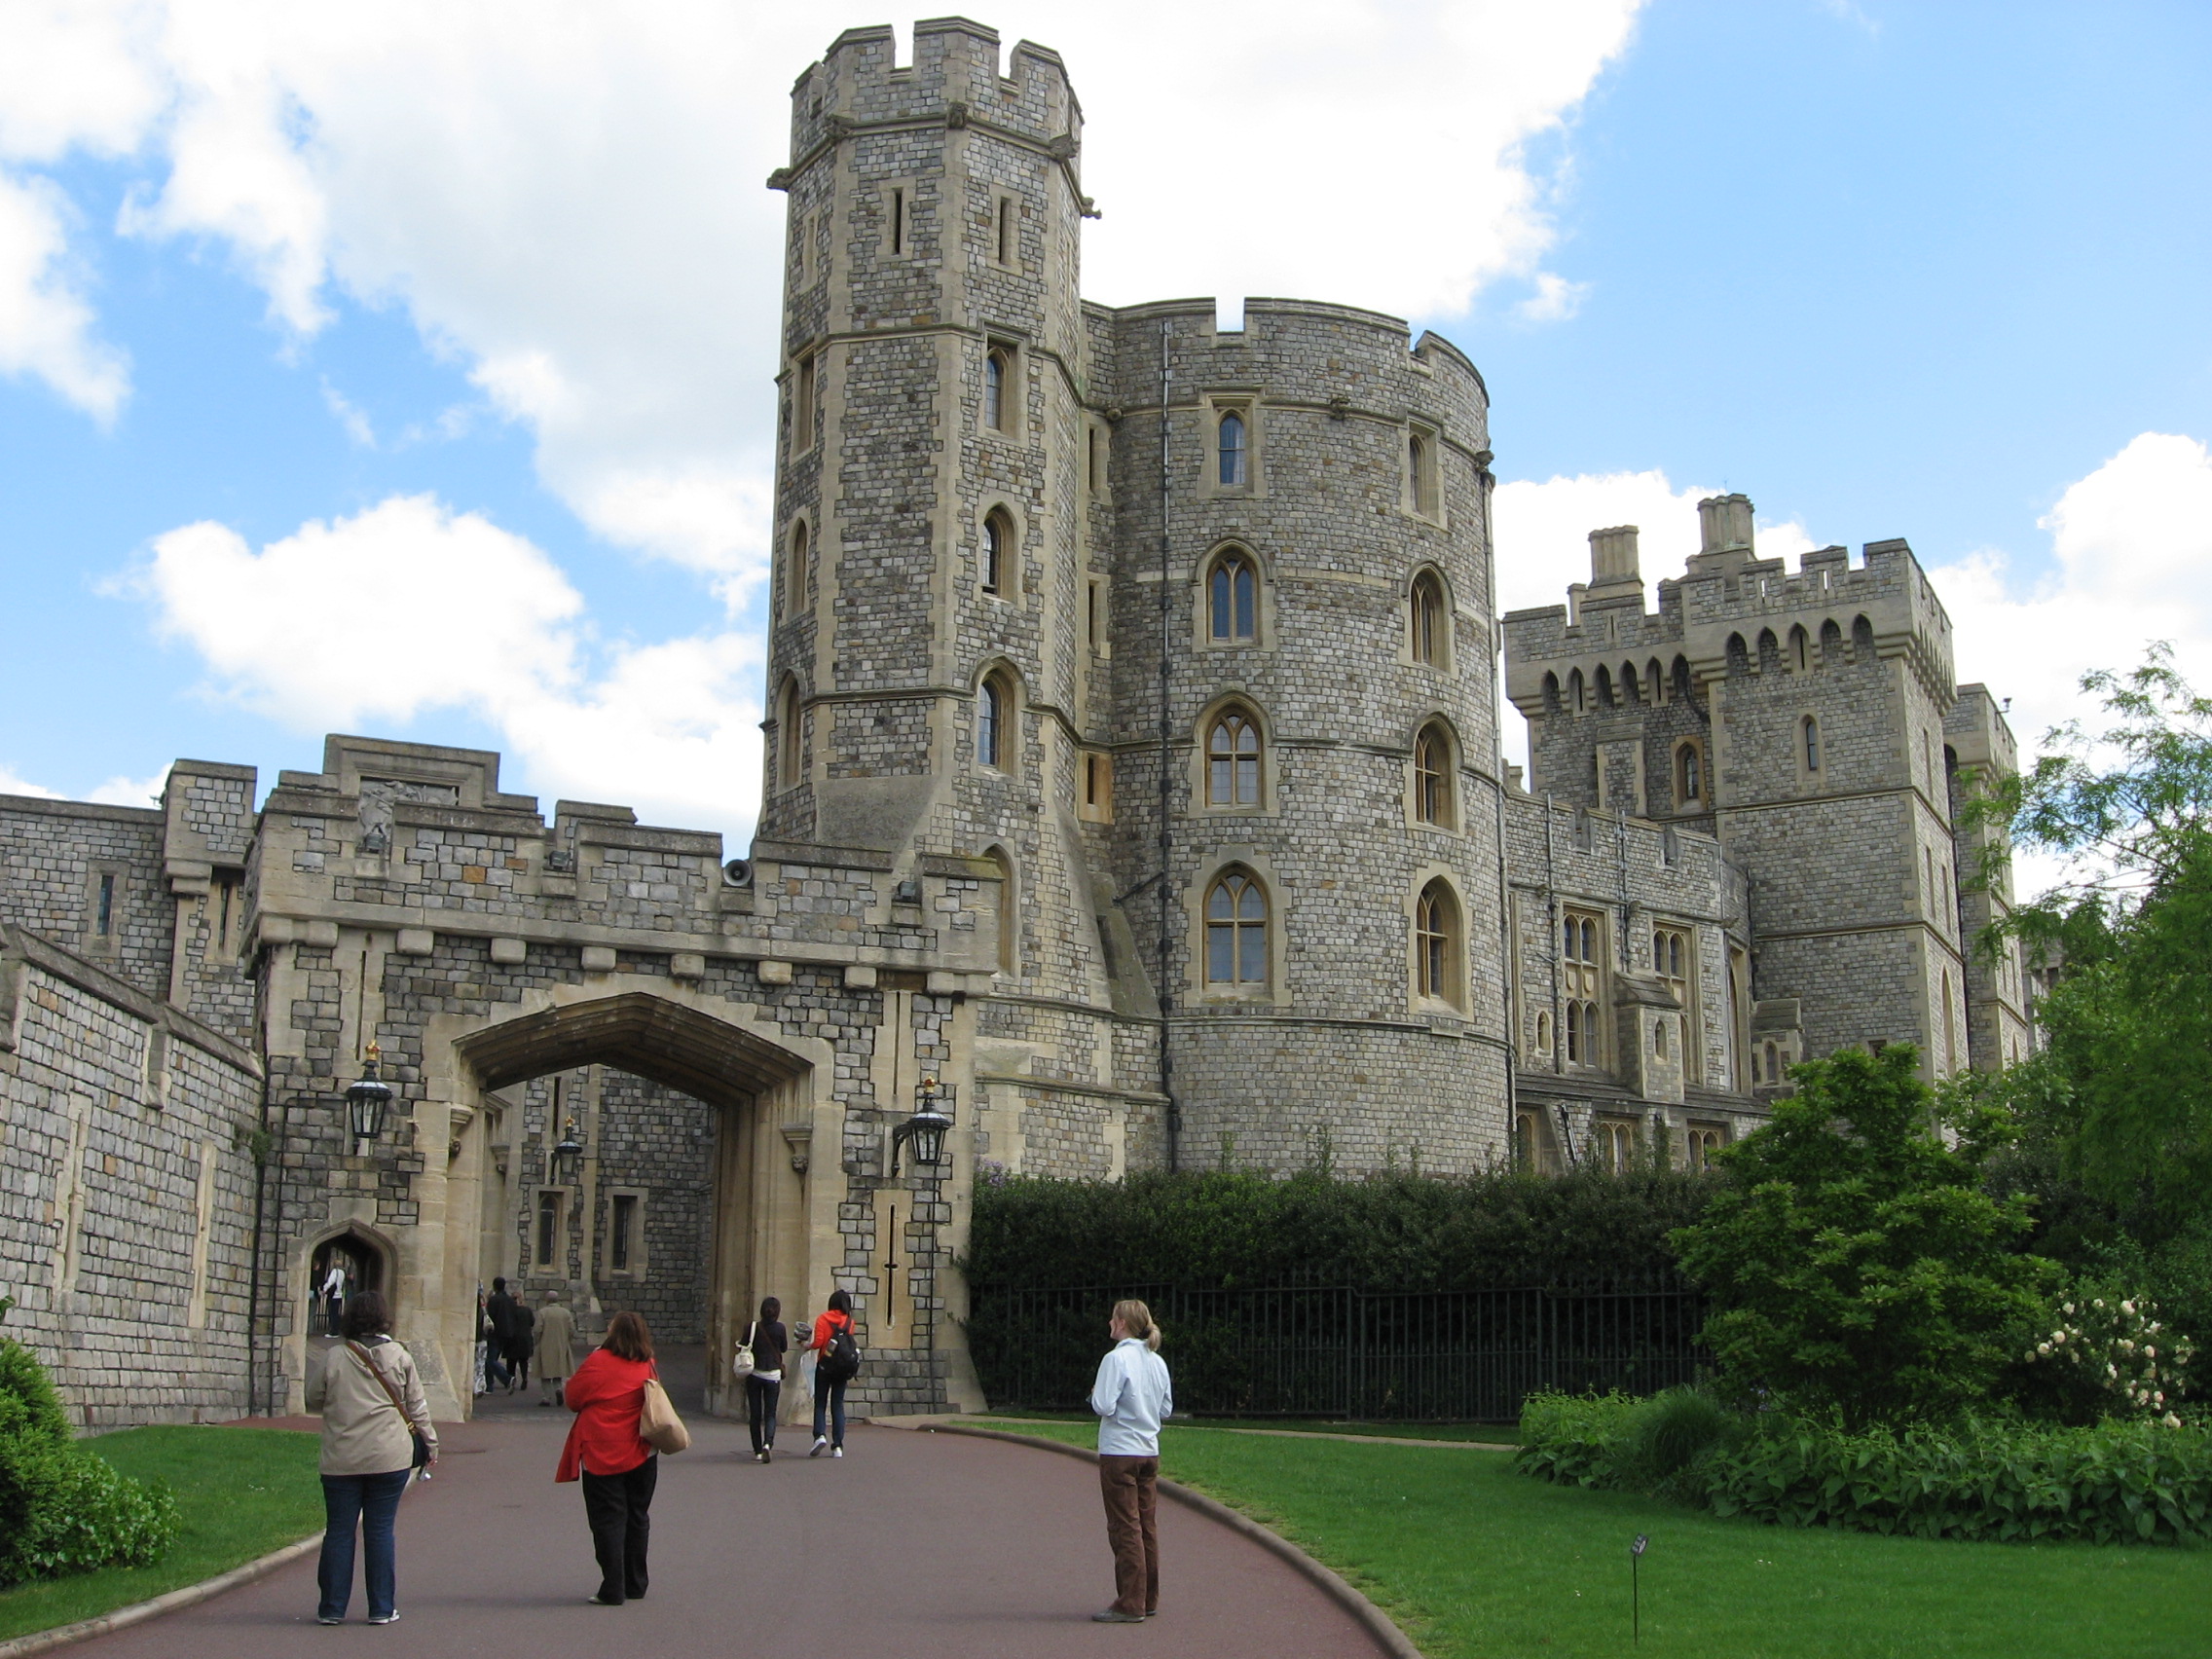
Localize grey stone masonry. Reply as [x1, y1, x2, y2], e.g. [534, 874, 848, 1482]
[0, 922, 262, 1426]
[1502, 498, 2032, 1086]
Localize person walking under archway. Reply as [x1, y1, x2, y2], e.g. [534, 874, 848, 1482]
[535, 1290, 577, 1408]
[743, 1297, 788, 1462]
[1089, 1299, 1171, 1624]
[305, 1290, 437, 1626]
[558, 1311, 660, 1605]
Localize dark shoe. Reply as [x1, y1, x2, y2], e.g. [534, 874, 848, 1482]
[538, 1399, 552, 1407]
[367, 1611, 399, 1625]
[317, 1616, 344, 1625]
[1093, 1609, 1146, 1623]
[589, 1595, 623, 1606]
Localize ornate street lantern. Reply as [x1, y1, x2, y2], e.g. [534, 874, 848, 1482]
[551, 1118, 586, 1186]
[892, 1075, 956, 1174]
[344, 1042, 394, 1146]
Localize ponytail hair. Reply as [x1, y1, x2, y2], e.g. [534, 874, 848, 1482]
[1113, 1298, 1163, 1353]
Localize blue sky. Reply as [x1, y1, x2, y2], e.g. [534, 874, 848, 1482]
[2, 2, 2207, 856]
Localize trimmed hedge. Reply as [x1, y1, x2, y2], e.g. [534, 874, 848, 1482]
[0, 1339, 179, 1586]
[1517, 1389, 2212, 1546]
[967, 1166, 1716, 1291]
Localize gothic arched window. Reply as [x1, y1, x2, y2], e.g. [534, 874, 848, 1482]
[784, 520, 808, 618]
[977, 675, 1009, 769]
[1802, 716, 1822, 772]
[1208, 551, 1257, 643]
[984, 348, 1010, 431]
[1206, 708, 1262, 807]
[776, 679, 803, 792]
[1205, 868, 1268, 987]
[1414, 722, 1452, 826]
[1415, 880, 1461, 1006]
[981, 508, 1012, 596]
[1410, 570, 1447, 668]
[1676, 741, 1704, 805]
[1217, 411, 1248, 487]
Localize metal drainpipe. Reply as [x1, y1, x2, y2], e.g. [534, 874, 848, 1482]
[1481, 460, 1517, 1160]
[1156, 318, 1180, 1172]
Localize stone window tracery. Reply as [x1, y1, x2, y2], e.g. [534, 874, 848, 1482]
[1205, 708, 1262, 807]
[1205, 868, 1269, 988]
[1410, 570, 1448, 668]
[1208, 551, 1257, 643]
[1416, 879, 1461, 1007]
[1414, 722, 1453, 827]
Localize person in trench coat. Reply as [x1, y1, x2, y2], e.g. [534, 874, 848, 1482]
[535, 1290, 579, 1407]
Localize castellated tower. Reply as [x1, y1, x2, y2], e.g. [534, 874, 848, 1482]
[760, 21, 1511, 1174]
[1502, 497, 2034, 1085]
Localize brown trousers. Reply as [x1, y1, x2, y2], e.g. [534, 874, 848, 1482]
[1098, 1454, 1160, 1616]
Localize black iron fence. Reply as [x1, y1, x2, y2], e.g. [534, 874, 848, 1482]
[967, 1283, 1707, 1421]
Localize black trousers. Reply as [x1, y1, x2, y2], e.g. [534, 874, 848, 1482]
[745, 1374, 782, 1454]
[580, 1456, 656, 1603]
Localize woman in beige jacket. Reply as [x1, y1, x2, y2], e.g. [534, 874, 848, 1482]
[304, 1290, 438, 1625]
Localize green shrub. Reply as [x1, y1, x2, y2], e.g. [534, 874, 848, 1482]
[969, 1165, 1716, 1292]
[1701, 1414, 2212, 1545]
[1513, 1390, 1642, 1488]
[0, 1338, 180, 1587]
[1670, 1045, 2058, 1426]
[1517, 1383, 2212, 1546]
[0, 1438, 180, 1584]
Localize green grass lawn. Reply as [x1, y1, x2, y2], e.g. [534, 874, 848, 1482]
[967, 1419, 2212, 1658]
[0, 1425, 324, 1642]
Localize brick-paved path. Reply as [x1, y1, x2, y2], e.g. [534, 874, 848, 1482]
[71, 1412, 1385, 1658]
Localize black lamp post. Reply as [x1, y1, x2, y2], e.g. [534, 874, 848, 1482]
[344, 1042, 394, 1149]
[891, 1075, 955, 1174]
[550, 1118, 586, 1186]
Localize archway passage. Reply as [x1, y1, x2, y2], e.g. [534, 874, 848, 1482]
[449, 993, 816, 1421]
[457, 991, 809, 1106]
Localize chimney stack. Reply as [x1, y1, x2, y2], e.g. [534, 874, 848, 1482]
[1697, 493, 1755, 556]
[1588, 524, 1641, 588]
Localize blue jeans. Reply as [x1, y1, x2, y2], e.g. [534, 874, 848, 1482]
[317, 1469, 410, 1621]
[812, 1375, 847, 1447]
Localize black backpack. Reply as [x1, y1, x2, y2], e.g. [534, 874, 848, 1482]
[818, 1319, 861, 1383]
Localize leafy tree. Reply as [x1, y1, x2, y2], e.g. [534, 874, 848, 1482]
[1964, 645, 2212, 1230]
[1670, 1045, 2055, 1427]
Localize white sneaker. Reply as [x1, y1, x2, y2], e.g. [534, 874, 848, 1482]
[809, 1437, 827, 1457]
[831, 1446, 844, 1458]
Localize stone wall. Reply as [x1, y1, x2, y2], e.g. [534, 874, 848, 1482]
[0, 923, 261, 1426]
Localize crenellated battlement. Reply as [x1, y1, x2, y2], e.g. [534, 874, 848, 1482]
[781, 18, 1081, 184]
[1503, 498, 1956, 719]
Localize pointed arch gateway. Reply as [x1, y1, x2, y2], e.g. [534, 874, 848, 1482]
[438, 990, 825, 1422]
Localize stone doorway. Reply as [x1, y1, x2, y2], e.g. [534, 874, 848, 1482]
[309, 1230, 388, 1339]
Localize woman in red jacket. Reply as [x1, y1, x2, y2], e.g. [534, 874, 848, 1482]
[557, 1311, 659, 1605]
[806, 1289, 856, 1457]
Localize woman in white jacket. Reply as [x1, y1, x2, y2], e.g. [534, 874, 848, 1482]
[1088, 1299, 1171, 1623]
[304, 1290, 438, 1625]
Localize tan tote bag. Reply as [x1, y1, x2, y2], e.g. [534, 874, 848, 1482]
[639, 1377, 690, 1455]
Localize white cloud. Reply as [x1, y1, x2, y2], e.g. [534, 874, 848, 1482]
[319, 377, 375, 447]
[0, 764, 62, 799]
[129, 493, 762, 832]
[1516, 272, 1591, 323]
[0, 168, 129, 420]
[87, 769, 170, 807]
[2, 1, 1641, 580]
[1493, 467, 1815, 618]
[1933, 431, 2212, 764]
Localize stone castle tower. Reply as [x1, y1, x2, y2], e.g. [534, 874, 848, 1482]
[1501, 497, 2035, 1086]
[761, 20, 1511, 1174]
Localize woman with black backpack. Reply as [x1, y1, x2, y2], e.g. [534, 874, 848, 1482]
[805, 1289, 859, 1457]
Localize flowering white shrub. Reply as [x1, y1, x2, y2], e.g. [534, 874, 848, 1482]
[2028, 1295, 2197, 1419]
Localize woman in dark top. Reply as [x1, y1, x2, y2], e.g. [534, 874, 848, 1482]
[743, 1297, 788, 1462]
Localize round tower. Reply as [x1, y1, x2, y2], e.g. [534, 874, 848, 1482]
[1094, 300, 1510, 1172]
